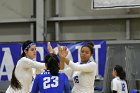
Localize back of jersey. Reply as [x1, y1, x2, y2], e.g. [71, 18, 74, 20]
[112, 77, 128, 93]
[31, 70, 70, 93]
[118, 80, 128, 93]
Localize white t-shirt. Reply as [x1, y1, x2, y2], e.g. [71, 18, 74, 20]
[111, 77, 128, 93]
[6, 57, 45, 93]
[64, 60, 97, 93]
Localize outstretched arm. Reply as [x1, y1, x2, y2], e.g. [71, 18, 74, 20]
[20, 57, 46, 69]
[47, 42, 67, 70]
[58, 45, 96, 72]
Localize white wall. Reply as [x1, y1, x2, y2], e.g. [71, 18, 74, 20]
[0, 0, 140, 42]
[0, 23, 31, 42]
[0, 0, 33, 19]
[0, 0, 33, 42]
[59, 20, 126, 40]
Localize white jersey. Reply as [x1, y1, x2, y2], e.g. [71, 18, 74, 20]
[6, 57, 45, 93]
[111, 77, 128, 93]
[64, 60, 97, 93]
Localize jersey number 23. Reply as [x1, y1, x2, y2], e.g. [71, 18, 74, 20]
[43, 76, 59, 89]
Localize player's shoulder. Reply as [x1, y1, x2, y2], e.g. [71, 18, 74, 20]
[59, 72, 67, 76]
[87, 61, 97, 68]
[35, 73, 42, 79]
[19, 57, 28, 61]
[59, 72, 68, 78]
[112, 77, 120, 83]
[121, 80, 127, 84]
[35, 73, 48, 81]
[75, 61, 81, 64]
[18, 57, 33, 63]
[76, 61, 96, 65]
[36, 71, 48, 77]
[89, 61, 97, 65]
[17, 57, 25, 62]
[17, 57, 28, 65]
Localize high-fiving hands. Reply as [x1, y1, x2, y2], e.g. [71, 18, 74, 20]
[47, 42, 68, 57]
[58, 44, 70, 65]
[47, 42, 55, 54]
[47, 42, 70, 65]
[58, 44, 68, 58]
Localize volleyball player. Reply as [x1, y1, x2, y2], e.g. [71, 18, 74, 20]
[58, 42, 97, 93]
[31, 53, 70, 93]
[6, 40, 46, 93]
[111, 65, 128, 93]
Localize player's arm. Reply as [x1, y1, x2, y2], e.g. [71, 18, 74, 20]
[68, 60, 96, 72]
[58, 45, 96, 72]
[61, 57, 96, 72]
[59, 45, 69, 70]
[63, 67, 73, 80]
[31, 75, 39, 93]
[59, 57, 65, 70]
[48, 42, 66, 70]
[64, 74, 71, 93]
[47, 42, 56, 54]
[112, 79, 118, 92]
[20, 57, 46, 69]
[112, 90, 117, 93]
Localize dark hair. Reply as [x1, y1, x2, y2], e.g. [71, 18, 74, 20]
[114, 65, 126, 80]
[45, 54, 60, 76]
[11, 40, 34, 90]
[21, 40, 34, 58]
[81, 41, 94, 54]
[10, 66, 22, 90]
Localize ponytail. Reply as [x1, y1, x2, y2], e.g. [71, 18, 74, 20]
[20, 52, 26, 58]
[48, 57, 59, 76]
[11, 66, 22, 90]
[114, 65, 126, 80]
[120, 71, 126, 80]
[45, 54, 60, 76]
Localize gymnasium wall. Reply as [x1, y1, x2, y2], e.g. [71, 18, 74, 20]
[0, 0, 140, 41]
[0, 0, 140, 92]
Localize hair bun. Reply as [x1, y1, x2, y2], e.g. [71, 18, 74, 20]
[87, 41, 94, 47]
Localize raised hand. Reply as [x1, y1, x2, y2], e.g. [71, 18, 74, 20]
[47, 42, 55, 54]
[58, 44, 70, 65]
[58, 44, 68, 58]
[62, 46, 68, 57]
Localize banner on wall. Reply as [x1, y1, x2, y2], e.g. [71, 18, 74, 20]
[0, 40, 106, 81]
